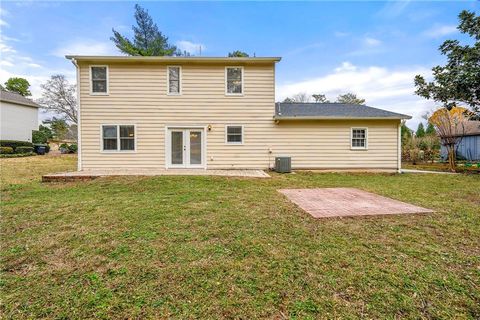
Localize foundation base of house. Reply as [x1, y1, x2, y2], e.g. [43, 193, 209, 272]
[42, 169, 271, 182]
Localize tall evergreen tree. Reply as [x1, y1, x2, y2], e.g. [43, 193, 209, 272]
[425, 122, 436, 135]
[111, 4, 178, 56]
[416, 123, 426, 138]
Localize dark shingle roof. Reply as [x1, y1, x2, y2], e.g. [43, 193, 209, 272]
[0, 90, 40, 108]
[275, 102, 411, 120]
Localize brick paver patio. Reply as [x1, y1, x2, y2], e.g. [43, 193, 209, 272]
[279, 187, 433, 218]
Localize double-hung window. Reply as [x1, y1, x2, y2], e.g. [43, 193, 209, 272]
[226, 125, 243, 144]
[351, 128, 367, 149]
[168, 66, 181, 94]
[225, 67, 243, 95]
[91, 66, 108, 94]
[102, 125, 135, 151]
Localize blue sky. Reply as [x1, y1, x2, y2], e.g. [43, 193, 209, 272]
[1, 1, 478, 128]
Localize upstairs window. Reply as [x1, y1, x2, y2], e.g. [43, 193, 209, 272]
[226, 125, 243, 144]
[91, 66, 108, 94]
[102, 125, 135, 151]
[168, 66, 181, 94]
[226, 67, 243, 95]
[351, 128, 367, 149]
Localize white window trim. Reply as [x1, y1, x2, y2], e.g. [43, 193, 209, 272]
[90, 65, 109, 96]
[167, 66, 182, 95]
[225, 124, 244, 145]
[350, 127, 368, 150]
[225, 66, 244, 96]
[100, 124, 137, 153]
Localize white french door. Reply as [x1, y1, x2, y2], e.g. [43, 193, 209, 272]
[167, 128, 205, 168]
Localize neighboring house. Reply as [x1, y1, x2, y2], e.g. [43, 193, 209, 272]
[441, 120, 480, 161]
[0, 90, 40, 142]
[67, 56, 411, 171]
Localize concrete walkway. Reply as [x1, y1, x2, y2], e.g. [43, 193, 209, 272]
[400, 169, 458, 175]
[43, 169, 270, 182]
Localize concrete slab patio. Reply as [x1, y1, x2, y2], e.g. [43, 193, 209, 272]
[279, 187, 433, 218]
[42, 169, 270, 182]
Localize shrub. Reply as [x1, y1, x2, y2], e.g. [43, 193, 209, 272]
[0, 146, 14, 154]
[68, 144, 78, 153]
[16, 146, 34, 154]
[32, 130, 49, 144]
[0, 140, 33, 151]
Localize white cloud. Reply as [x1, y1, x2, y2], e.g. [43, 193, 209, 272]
[276, 62, 435, 128]
[52, 40, 118, 57]
[0, 18, 8, 27]
[335, 61, 357, 72]
[364, 37, 381, 47]
[423, 25, 457, 38]
[176, 40, 205, 55]
[0, 34, 75, 102]
[377, 0, 411, 18]
[334, 31, 349, 37]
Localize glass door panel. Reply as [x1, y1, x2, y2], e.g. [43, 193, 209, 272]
[171, 131, 184, 165]
[189, 131, 202, 165]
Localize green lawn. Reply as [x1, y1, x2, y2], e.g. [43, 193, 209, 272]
[1, 155, 479, 319]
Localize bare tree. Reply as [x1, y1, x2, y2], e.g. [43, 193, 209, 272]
[38, 75, 77, 124]
[428, 106, 470, 171]
[291, 92, 311, 103]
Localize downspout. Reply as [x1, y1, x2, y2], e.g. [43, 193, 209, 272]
[70, 58, 82, 171]
[397, 120, 401, 173]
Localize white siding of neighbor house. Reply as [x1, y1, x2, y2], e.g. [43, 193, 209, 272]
[77, 60, 401, 170]
[0, 101, 38, 142]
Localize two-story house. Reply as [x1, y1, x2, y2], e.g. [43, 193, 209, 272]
[67, 56, 410, 171]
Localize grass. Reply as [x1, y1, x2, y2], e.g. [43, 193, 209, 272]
[1, 155, 479, 319]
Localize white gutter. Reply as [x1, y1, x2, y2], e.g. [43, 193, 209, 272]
[398, 121, 402, 173]
[70, 58, 82, 171]
[274, 116, 412, 120]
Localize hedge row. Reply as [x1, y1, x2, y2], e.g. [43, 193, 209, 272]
[0, 146, 14, 154]
[0, 152, 36, 158]
[0, 140, 33, 150]
[16, 146, 34, 153]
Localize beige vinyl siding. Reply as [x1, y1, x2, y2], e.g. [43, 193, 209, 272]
[271, 120, 400, 169]
[78, 61, 276, 169]
[78, 60, 400, 170]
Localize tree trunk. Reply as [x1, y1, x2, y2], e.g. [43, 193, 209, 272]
[447, 145, 456, 172]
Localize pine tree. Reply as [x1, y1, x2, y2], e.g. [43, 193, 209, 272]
[111, 4, 178, 56]
[228, 51, 249, 57]
[416, 123, 426, 138]
[312, 94, 329, 103]
[425, 122, 436, 135]
[336, 93, 365, 104]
